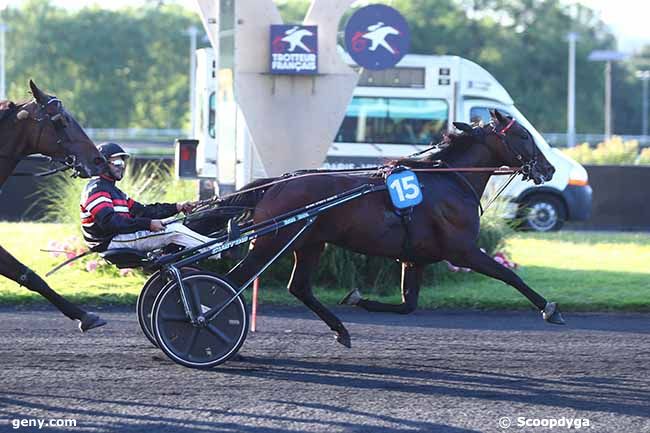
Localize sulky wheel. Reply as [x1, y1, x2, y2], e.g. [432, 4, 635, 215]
[136, 267, 201, 347]
[151, 272, 249, 369]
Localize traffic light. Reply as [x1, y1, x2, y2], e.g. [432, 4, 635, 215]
[175, 139, 199, 178]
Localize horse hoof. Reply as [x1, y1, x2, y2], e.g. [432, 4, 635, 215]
[78, 313, 107, 333]
[542, 302, 565, 325]
[336, 332, 352, 348]
[339, 288, 362, 306]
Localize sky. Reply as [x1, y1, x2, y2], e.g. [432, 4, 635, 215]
[1, 0, 648, 53]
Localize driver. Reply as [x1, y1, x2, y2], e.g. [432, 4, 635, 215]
[80, 142, 215, 254]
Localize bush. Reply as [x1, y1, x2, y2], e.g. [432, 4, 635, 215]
[561, 137, 647, 165]
[258, 199, 514, 294]
[37, 160, 198, 227]
[37, 165, 514, 297]
[636, 147, 650, 165]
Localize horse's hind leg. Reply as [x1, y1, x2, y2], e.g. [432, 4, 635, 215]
[289, 243, 353, 348]
[0, 245, 106, 331]
[340, 262, 423, 314]
[450, 247, 565, 324]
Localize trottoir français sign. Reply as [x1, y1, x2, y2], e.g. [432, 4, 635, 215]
[270, 25, 318, 75]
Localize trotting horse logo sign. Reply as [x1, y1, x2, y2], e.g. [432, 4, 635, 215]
[270, 25, 318, 75]
[344, 4, 410, 70]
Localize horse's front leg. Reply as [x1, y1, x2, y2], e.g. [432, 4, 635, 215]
[449, 246, 565, 324]
[340, 261, 423, 314]
[289, 242, 353, 348]
[0, 245, 106, 331]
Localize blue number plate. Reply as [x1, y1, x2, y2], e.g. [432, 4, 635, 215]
[386, 170, 423, 210]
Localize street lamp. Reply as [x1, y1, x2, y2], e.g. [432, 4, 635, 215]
[636, 70, 650, 141]
[566, 32, 578, 147]
[588, 50, 627, 139]
[186, 25, 199, 137]
[0, 22, 7, 100]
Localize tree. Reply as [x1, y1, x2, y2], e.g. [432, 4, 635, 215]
[2, 0, 202, 129]
[2, 0, 641, 135]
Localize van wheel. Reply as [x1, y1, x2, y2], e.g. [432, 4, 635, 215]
[519, 194, 566, 232]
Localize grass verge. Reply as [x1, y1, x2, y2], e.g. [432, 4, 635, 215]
[0, 224, 648, 312]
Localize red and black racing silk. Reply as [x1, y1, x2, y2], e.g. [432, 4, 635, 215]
[80, 176, 178, 251]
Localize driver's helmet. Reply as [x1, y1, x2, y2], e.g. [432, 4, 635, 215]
[98, 142, 130, 160]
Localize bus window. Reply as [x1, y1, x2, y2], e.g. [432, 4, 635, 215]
[335, 97, 448, 145]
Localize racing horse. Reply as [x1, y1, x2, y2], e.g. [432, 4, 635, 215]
[0, 80, 109, 331]
[217, 109, 563, 347]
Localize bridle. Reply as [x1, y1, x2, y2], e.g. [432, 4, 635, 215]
[490, 117, 538, 181]
[3, 97, 88, 177]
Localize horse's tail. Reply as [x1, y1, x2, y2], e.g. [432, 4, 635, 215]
[185, 177, 278, 236]
[217, 176, 276, 209]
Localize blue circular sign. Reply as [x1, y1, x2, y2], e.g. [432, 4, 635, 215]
[344, 4, 410, 70]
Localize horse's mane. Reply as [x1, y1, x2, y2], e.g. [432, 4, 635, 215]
[388, 129, 479, 168]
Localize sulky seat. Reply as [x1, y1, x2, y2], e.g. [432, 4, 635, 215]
[99, 248, 151, 269]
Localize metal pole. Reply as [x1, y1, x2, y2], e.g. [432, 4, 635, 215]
[604, 60, 612, 139]
[643, 77, 649, 139]
[187, 25, 199, 137]
[567, 33, 577, 147]
[637, 71, 650, 139]
[0, 23, 6, 100]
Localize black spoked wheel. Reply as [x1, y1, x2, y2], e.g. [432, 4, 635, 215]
[136, 267, 201, 347]
[151, 272, 248, 369]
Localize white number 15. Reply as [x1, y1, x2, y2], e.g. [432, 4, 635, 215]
[389, 175, 420, 201]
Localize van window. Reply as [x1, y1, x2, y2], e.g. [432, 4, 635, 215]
[335, 97, 448, 145]
[208, 91, 216, 139]
[469, 107, 512, 126]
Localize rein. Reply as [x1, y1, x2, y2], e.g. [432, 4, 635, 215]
[193, 164, 520, 213]
[192, 122, 533, 215]
[491, 118, 538, 180]
[9, 156, 78, 177]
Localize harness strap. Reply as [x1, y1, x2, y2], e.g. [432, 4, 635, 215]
[398, 208, 415, 261]
[427, 162, 485, 216]
[482, 171, 520, 214]
[11, 162, 73, 177]
[499, 118, 517, 135]
[194, 165, 518, 211]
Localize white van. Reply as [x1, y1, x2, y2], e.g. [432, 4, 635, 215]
[193, 50, 591, 231]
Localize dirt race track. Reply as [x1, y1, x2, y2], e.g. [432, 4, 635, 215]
[0, 306, 648, 433]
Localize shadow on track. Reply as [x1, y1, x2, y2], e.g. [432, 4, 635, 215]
[260, 306, 650, 334]
[222, 357, 650, 419]
[0, 391, 479, 433]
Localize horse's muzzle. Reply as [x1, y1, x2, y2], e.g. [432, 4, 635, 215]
[531, 162, 555, 184]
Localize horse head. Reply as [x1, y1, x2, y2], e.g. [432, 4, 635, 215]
[13, 80, 108, 178]
[453, 109, 555, 185]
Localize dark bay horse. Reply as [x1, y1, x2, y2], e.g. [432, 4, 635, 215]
[217, 110, 563, 347]
[0, 80, 109, 331]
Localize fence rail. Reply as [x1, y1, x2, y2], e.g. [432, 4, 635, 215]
[86, 128, 187, 143]
[85, 129, 650, 149]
